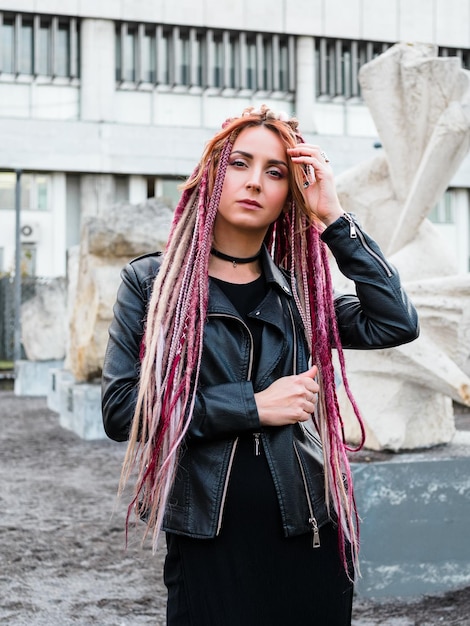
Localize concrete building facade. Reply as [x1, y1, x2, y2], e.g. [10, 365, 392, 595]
[1, 0, 469, 277]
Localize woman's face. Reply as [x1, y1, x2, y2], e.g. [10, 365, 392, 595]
[215, 125, 290, 238]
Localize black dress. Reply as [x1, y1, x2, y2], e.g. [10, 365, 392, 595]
[164, 275, 353, 626]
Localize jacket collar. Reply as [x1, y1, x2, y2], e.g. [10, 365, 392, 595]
[259, 244, 292, 297]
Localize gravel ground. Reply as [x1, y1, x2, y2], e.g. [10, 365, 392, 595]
[0, 391, 469, 625]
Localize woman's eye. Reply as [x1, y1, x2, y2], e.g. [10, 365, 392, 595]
[268, 169, 283, 179]
[230, 159, 246, 168]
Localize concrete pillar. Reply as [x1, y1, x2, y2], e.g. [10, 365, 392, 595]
[80, 19, 115, 122]
[295, 36, 316, 133]
[80, 175, 115, 220]
[129, 175, 148, 204]
[51, 173, 67, 276]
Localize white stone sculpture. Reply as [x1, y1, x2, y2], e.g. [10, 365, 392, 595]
[335, 42, 470, 450]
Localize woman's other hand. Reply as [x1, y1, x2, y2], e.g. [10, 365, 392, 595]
[254, 366, 319, 427]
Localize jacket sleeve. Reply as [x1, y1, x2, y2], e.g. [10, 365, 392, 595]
[188, 382, 261, 441]
[321, 213, 419, 349]
[101, 257, 157, 442]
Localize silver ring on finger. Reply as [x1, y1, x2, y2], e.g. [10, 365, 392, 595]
[320, 150, 330, 163]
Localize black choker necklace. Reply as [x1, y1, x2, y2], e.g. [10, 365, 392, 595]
[211, 247, 261, 268]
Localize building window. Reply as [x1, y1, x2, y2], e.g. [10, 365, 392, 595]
[158, 26, 172, 85]
[439, 47, 470, 69]
[315, 38, 391, 100]
[114, 175, 129, 203]
[115, 23, 295, 94]
[124, 24, 137, 82]
[0, 172, 15, 210]
[19, 15, 34, 74]
[245, 35, 257, 90]
[21, 244, 37, 276]
[429, 190, 455, 224]
[56, 19, 71, 77]
[22, 174, 50, 210]
[314, 39, 470, 101]
[156, 177, 182, 209]
[141, 25, 156, 83]
[38, 17, 51, 75]
[1, 15, 14, 73]
[213, 32, 224, 88]
[0, 12, 79, 78]
[196, 30, 205, 85]
[0, 172, 51, 211]
[145, 176, 183, 208]
[180, 28, 191, 86]
[228, 33, 238, 89]
[279, 38, 289, 91]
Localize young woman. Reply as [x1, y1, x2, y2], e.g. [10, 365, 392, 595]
[102, 106, 419, 625]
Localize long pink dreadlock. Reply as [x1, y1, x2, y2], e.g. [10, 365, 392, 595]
[120, 105, 365, 577]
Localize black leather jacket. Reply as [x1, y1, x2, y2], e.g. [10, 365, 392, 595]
[102, 214, 419, 542]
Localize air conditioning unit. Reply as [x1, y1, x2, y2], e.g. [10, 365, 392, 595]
[20, 222, 40, 243]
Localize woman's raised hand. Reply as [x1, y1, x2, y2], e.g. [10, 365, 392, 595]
[287, 145, 345, 227]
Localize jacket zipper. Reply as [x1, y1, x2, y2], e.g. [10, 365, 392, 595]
[286, 301, 298, 375]
[209, 313, 254, 534]
[293, 441, 321, 548]
[342, 213, 393, 278]
[300, 421, 322, 448]
[216, 437, 239, 535]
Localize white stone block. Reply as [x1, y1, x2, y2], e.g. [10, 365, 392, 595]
[14, 359, 64, 397]
[47, 368, 74, 413]
[58, 379, 105, 440]
[58, 373, 75, 432]
[69, 383, 106, 441]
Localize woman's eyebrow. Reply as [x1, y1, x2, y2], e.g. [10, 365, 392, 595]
[231, 150, 288, 168]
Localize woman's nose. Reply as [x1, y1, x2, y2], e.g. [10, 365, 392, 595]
[246, 177, 261, 192]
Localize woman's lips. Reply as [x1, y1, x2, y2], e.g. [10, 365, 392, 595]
[238, 198, 262, 208]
